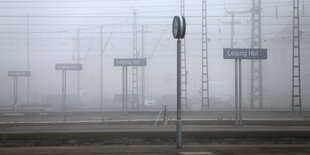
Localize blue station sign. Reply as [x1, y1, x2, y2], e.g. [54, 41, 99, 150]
[223, 48, 267, 59]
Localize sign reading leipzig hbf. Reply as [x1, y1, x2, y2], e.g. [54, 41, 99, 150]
[114, 58, 147, 66]
[223, 48, 267, 59]
[55, 64, 82, 70]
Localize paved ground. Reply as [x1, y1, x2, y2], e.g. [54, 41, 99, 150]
[0, 111, 307, 123]
[1, 111, 309, 154]
[1, 145, 310, 155]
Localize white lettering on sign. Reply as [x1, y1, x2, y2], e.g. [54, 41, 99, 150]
[114, 58, 147, 66]
[249, 50, 258, 57]
[227, 50, 248, 58]
[8, 71, 31, 77]
[226, 49, 259, 58]
[55, 64, 82, 70]
[223, 48, 267, 59]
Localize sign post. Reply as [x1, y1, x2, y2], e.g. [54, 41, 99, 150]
[172, 15, 186, 149]
[223, 48, 267, 126]
[8, 71, 31, 111]
[123, 66, 128, 116]
[55, 64, 82, 122]
[114, 58, 147, 118]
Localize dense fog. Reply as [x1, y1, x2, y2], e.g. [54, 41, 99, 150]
[0, 0, 309, 111]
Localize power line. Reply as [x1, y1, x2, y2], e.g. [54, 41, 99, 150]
[0, 0, 134, 3]
[1, 15, 310, 18]
[1, 23, 310, 27]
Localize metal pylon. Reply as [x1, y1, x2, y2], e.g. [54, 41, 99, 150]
[132, 9, 139, 110]
[292, 0, 302, 114]
[201, 0, 209, 111]
[250, 0, 263, 110]
[180, 0, 188, 111]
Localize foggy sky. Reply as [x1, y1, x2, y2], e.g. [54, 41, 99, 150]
[0, 0, 309, 110]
